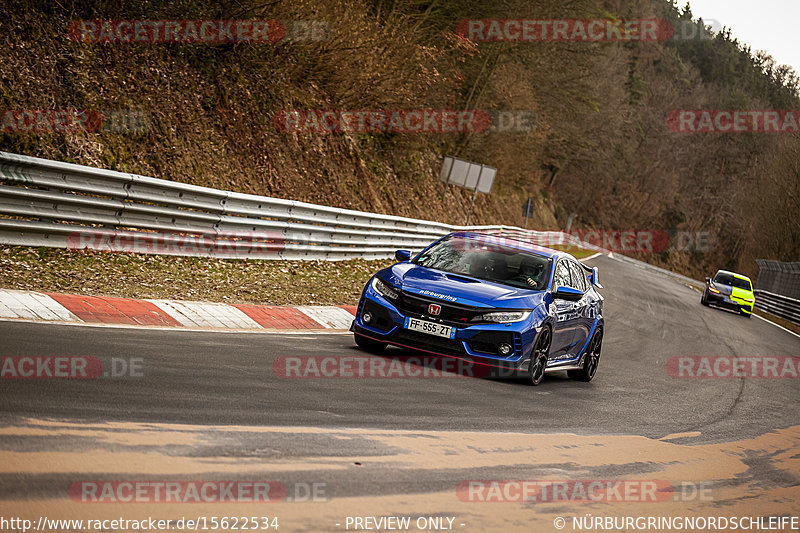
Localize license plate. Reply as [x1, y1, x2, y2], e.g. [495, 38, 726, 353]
[404, 317, 456, 339]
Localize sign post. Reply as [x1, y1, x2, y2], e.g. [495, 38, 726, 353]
[522, 197, 535, 229]
[440, 156, 497, 225]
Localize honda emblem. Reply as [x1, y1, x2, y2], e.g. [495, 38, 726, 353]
[428, 304, 441, 316]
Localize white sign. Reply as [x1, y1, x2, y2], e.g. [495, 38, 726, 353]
[440, 156, 496, 194]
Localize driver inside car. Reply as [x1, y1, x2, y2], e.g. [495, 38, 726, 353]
[516, 259, 544, 288]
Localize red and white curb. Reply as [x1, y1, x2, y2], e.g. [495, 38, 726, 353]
[0, 289, 356, 330]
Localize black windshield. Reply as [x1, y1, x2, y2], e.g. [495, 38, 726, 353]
[714, 273, 735, 286]
[714, 272, 751, 290]
[413, 236, 553, 290]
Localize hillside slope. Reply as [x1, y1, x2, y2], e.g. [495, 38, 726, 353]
[1, 0, 798, 277]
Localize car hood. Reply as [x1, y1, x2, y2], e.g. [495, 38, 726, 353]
[382, 263, 546, 309]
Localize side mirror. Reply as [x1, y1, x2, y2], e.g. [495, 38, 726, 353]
[705, 277, 711, 284]
[395, 250, 412, 262]
[553, 286, 584, 301]
[589, 267, 603, 289]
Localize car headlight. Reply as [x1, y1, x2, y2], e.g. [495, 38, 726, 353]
[473, 311, 531, 323]
[371, 277, 399, 301]
[742, 297, 754, 303]
[709, 287, 720, 294]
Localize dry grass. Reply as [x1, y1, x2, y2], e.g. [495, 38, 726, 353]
[0, 246, 392, 305]
[0, 244, 597, 305]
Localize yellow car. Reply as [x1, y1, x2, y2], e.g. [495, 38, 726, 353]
[701, 270, 755, 317]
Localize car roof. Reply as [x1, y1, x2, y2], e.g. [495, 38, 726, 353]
[448, 231, 568, 260]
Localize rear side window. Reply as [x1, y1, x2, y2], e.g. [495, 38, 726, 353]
[554, 260, 571, 288]
[568, 261, 588, 292]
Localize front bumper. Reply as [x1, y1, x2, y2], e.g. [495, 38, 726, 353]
[352, 291, 537, 371]
[706, 291, 753, 313]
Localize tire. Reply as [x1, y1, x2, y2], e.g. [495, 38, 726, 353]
[354, 333, 387, 353]
[701, 291, 709, 306]
[568, 328, 602, 382]
[740, 309, 752, 318]
[528, 326, 551, 386]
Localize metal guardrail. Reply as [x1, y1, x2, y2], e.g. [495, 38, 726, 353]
[755, 259, 800, 301]
[6, 150, 798, 329]
[0, 152, 597, 260]
[754, 290, 800, 326]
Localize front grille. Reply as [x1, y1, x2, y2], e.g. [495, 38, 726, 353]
[393, 329, 465, 357]
[395, 291, 486, 326]
[718, 300, 744, 311]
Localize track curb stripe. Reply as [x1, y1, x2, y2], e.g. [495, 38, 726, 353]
[0, 289, 356, 330]
[46, 293, 181, 326]
[0, 289, 81, 322]
[144, 300, 282, 329]
[295, 306, 359, 329]
[233, 304, 323, 330]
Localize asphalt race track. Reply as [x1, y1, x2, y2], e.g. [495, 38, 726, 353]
[1, 255, 799, 532]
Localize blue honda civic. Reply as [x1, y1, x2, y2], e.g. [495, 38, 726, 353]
[350, 232, 605, 385]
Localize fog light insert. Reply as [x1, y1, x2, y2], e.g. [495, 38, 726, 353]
[362, 312, 373, 324]
[498, 343, 513, 356]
